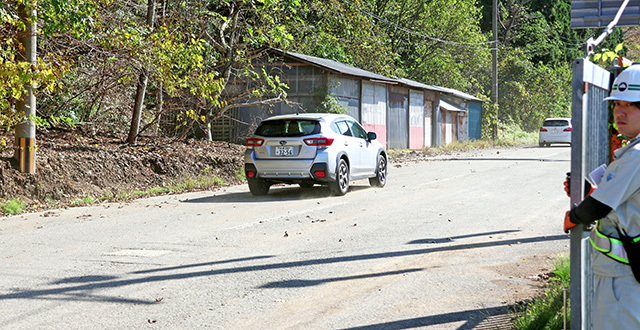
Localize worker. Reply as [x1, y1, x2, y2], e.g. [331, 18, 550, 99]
[565, 64, 640, 328]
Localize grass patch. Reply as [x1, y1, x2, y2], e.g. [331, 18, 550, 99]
[1, 198, 26, 215]
[496, 123, 539, 146]
[388, 124, 538, 158]
[102, 175, 225, 202]
[167, 175, 225, 191]
[513, 255, 571, 329]
[236, 168, 247, 183]
[70, 195, 96, 206]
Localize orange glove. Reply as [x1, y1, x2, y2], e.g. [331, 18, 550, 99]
[564, 172, 596, 197]
[564, 210, 577, 233]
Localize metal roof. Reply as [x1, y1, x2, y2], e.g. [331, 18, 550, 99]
[437, 86, 484, 102]
[271, 49, 397, 84]
[269, 48, 483, 102]
[396, 78, 448, 93]
[440, 100, 466, 112]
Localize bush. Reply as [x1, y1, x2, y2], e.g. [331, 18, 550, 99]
[1, 198, 26, 215]
[513, 255, 571, 329]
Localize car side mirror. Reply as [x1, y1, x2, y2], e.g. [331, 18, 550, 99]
[367, 132, 377, 141]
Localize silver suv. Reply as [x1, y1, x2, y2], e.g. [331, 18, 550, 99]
[244, 113, 387, 196]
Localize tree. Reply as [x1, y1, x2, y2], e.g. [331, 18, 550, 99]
[367, 0, 490, 93]
[286, 0, 398, 77]
[126, 0, 156, 145]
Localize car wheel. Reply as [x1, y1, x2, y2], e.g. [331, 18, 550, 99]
[329, 159, 349, 196]
[369, 155, 387, 187]
[299, 182, 314, 189]
[248, 178, 270, 196]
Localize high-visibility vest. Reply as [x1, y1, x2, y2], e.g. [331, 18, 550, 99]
[589, 224, 640, 264]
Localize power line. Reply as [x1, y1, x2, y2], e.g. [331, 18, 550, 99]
[340, 0, 496, 47]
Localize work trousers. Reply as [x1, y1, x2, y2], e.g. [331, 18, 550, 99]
[593, 274, 640, 329]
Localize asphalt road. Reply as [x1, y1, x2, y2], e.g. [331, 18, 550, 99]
[0, 146, 571, 329]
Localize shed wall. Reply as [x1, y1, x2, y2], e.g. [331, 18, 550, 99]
[409, 90, 424, 149]
[361, 81, 388, 147]
[330, 76, 360, 120]
[387, 85, 409, 149]
[468, 101, 482, 140]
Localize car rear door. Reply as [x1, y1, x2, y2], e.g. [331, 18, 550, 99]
[346, 119, 378, 176]
[332, 120, 363, 175]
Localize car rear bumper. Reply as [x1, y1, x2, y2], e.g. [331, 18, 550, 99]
[539, 133, 571, 144]
[244, 150, 335, 183]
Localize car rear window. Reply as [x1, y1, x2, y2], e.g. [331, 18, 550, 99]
[543, 120, 570, 127]
[255, 119, 321, 137]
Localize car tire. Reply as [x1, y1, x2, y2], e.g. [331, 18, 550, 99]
[248, 178, 270, 196]
[369, 154, 387, 187]
[329, 159, 349, 196]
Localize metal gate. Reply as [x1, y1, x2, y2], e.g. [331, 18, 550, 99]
[570, 58, 611, 330]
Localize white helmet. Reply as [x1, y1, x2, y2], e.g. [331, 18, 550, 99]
[604, 64, 640, 102]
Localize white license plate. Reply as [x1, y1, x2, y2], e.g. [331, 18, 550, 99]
[275, 146, 294, 156]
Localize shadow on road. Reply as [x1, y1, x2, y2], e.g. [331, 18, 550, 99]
[259, 268, 423, 288]
[407, 230, 519, 244]
[183, 184, 373, 203]
[340, 304, 517, 330]
[438, 157, 569, 163]
[0, 233, 568, 305]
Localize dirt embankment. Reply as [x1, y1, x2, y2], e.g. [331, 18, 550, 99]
[0, 129, 246, 213]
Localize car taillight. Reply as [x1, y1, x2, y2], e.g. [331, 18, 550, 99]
[246, 138, 264, 147]
[563, 127, 572, 132]
[303, 137, 334, 148]
[314, 171, 326, 178]
[246, 171, 255, 178]
[539, 128, 548, 132]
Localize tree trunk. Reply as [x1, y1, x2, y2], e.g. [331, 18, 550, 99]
[127, 69, 148, 144]
[155, 84, 163, 135]
[126, 0, 156, 144]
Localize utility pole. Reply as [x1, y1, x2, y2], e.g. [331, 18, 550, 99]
[15, 1, 37, 173]
[492, 0, 499, 139]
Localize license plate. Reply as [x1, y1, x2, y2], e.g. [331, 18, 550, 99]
[275, 146, 294, 156]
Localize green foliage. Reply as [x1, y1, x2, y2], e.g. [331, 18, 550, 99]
[0, 0, 105, 129]
[513, 255, 571, 330]
[592, 43, 626, 66]
[1, 198, 26, 215]
[373, 0, 489, 92]
[319, 93, 346, 114]
[497, 47, 571, 132]
[288, 0, 397, 76]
